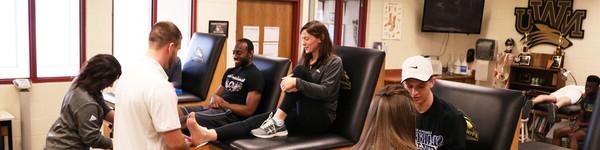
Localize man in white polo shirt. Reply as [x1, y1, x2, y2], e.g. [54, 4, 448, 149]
[113, 21, 201, 149]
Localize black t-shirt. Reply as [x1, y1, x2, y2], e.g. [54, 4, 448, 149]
[581, 95, 596, 123]
[416, 96, 466, 150]
[220, 64, 264, 105]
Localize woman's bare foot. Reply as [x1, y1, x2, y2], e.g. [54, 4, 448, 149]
[186, 112, 214, 147]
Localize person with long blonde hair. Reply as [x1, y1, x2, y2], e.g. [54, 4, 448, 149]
[354, 84, 417, 150]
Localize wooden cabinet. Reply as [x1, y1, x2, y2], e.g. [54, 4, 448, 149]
[0, 111, 14, 150]
[436, 71, 476, 84]
[508, 53, 565, 94]
[384, 69, 475, 85]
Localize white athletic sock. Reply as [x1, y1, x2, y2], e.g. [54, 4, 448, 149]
[273, 117, 284, 126]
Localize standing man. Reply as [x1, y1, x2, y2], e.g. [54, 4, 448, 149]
[114, 21, 202, 150]
[401, 56, 467, 150]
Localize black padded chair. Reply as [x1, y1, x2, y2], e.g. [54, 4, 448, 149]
[521, 89, 599, 150]
[178, 32, 226, 102]
[212, 55, 291, 148]
[583, 89, 600, 150]
[431, 80, 525, 150]
[228, 46, 385, 150]
[252, 55, 291, 114]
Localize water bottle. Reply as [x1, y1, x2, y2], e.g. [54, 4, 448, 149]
[460, 57, 468, 75]
[454, 56, 461, 74]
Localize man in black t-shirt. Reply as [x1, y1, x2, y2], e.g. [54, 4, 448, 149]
[178, 38, 264, 129]
[552, 75, 599, 149]
[401, 56, 467, 150]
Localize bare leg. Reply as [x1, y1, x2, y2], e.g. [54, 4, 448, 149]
[552, 126, 571, 146]
[178, 108, 187, 129]
[532, 95, 558, 105]
[187, 112, 217, 145]
[569, 129, 586, 150]
[178, 107, 185, 117]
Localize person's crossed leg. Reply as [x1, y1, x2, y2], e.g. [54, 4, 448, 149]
[522, 85, 584, 124]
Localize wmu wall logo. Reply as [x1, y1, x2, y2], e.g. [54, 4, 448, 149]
[514, 0, 586, 49]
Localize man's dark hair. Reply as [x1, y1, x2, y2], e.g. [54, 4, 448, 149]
[587, 75, 600, 85]
[237, 38, 254, 53]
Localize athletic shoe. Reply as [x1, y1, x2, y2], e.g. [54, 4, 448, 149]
[547, 103, 557, 124]
[521, 99, 533, 120]
[251, 113, 288, 138]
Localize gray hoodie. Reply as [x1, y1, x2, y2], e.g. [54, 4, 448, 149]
[45, 86, 112, 149]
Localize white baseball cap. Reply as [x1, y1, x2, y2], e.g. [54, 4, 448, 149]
[401, 56, 433, 83]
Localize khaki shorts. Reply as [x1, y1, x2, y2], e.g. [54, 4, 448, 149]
[550, 85, 584, 104]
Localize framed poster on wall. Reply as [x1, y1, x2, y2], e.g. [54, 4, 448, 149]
[209, 20, 228, 37]
[382, 2, 402, 40]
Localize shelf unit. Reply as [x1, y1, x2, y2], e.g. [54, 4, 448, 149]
[508, 53, 565, 95]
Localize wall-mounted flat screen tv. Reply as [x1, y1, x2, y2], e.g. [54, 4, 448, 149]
[421, 0, 485, 34]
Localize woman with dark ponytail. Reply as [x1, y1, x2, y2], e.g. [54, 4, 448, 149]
[45, 54, 121, 149]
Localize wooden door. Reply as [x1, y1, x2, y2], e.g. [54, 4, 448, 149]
[236, 0, 296, 62]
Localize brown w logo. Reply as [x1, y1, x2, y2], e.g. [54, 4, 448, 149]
[520, 24, 573, 49]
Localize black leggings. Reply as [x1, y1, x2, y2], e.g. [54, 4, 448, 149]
[180, 106, 240, 129]
[214, 66, 332, 140]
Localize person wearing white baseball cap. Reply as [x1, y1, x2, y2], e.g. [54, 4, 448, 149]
[401, 55, 467, 150]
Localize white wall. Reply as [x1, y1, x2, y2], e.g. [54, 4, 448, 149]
[367, 0, 600, 85]
[0, 0, 112, 149]
[300, 0, 311, 60]
[0, 85, 24, 150]
[197, 0, 237, 67]
[562, 1, 600, 84]
[86, 0, 113, 59]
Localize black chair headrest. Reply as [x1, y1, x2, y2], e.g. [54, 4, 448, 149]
[253, 55, 290, 114]
[432, 80, 524, 150]
[181, 33, 226, 100]
[331, 46, 385, 143]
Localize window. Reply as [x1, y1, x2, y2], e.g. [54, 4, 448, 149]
[113, 0, 153, 66]
[316, 0, 336, 41]
[113, 0, 196, 67]
[0, 0, 30, 79]
[156, 0, 195, 64]
[0, 0, 84, 83]
[341, 0, 361, 47]
[35, 0, 82, 78]
[313, 0, 367, 47]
